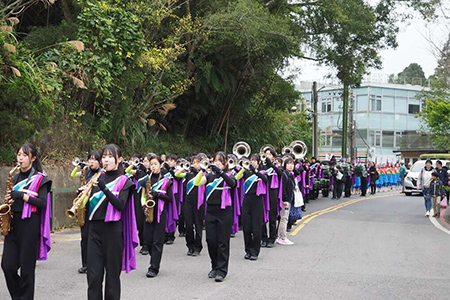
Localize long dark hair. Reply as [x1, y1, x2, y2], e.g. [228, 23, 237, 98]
[102, 144, 124, 174]
[214, 152, 228, 171]
[18, 143, 43, 173]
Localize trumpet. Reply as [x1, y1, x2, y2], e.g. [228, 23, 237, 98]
[238, 158, 251, 169]
[227, 154, 237, 170]
[281, 146, 292, 155]
[233, 141, 251, 159]
[130, 157, 140, 167]
[200, 158, 211, 171]
[72, 157, 86, 168]
[261, 154, 267, 164]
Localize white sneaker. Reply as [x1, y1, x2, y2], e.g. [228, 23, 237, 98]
[430, 209, 434, 216]
[425, 211, 430, 217]
[284, 238, 294, 246]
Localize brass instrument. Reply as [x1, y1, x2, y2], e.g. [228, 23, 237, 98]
[281, 146, 292, 155]
[131, 158, 140, 167]
[290, 140, 307, 160]
[232, 141, 251, 159]
[238, 158, 251, 170]
[227, 154, 237, 170]
[200, 158, 211, 171]
[66, 168, 103, 226]
[72, 157, 86, 167]
[144, 172, 156, 223]
[1, 163, 21, 236]
[259, 144, 275, 156]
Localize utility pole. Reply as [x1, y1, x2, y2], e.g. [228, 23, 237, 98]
[349, 88, 355, 162]
[312, 82, 318, 159]
[341, 83, 349, 159]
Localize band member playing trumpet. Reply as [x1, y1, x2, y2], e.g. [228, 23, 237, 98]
[261, 148, 283, 248]
[87, 144, 137, 300]
[125, 154, 149, 255]
[2, 143, 52, 300]
[195, 152, 240, 282]
[139, 155, 173, 278]
[162, 154, 179, 244]
[237, 154, 268, 261]
[174, 155, 205, 256]
[71, 151, 101, 274]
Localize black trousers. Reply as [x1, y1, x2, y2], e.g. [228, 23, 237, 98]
[184, 195, 204, 253]
[261, 189, 278, 244]
[2, 213, 40, 300]
[333, 180, 343, 199]
[144, 208, 167, 273]
[344, 178, 352, 197]
[81, 220, 90, 267]
[178, 200, 186, 235]
[205, 204, 233, 278]
[370, 179, 377, 194]
[242, 194, 264, 257]
[134, 190, 145, 246]
[87, 220, 123, 300]
[361, 177, 368, 196]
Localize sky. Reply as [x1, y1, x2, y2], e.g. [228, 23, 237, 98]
[287, 6, 449, 84]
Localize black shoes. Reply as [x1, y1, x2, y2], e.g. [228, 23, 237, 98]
[215, 275, 224, 282]
[230, 233, 236, 238]
[244, 253, 251, 260]
[266, 242, 274, 248]
[179, 232, 186, 237]
[140, 245, 149, 255]
[208, 270, 217, 278]
[187, 250, 194, 256]
[250, 256, 258, 261]
[78, 266, 87, 274]
[165, 240, 174, 245]
[146, 269, 158, 278]
[261, 240, 267, 247]
[192, 251, 200, 256]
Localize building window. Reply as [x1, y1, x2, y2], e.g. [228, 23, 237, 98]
[394, 131, 402, 148]
[370, 95, 382, 111]
[370, 130, 382, 147]
[321, 99, 332, 113]
[321, 134, 332, 147]
[408, 104, 420, 114]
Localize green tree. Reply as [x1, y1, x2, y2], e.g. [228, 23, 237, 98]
[389, 63, 427, 85]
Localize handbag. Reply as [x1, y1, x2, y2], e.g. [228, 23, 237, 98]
[440, 197, 448, 209]
[289, 205, 303, 222]
[293, 187, 304, 208]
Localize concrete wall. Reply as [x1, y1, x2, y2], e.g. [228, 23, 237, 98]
[0, 165, 79, 230]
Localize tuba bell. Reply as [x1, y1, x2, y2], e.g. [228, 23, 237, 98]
[290, 140, 307, 160]
[232, 141, 251, 159]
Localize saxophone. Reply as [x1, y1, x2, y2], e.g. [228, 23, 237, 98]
[144, 173, 156, 223]
[0, 164, 21, 236]
[75, 166, 88, 227]
[66, 169, 102, 227]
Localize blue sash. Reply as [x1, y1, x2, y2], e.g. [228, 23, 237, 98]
[186, 178, 195, 195]
[88, 177, 121, 220]
[206, 177, 224, 200]
[266, 167, 275, 176]
[244, 174, 260, 194]
[152, 178, 167, 194]
[13, 175, 39, 197]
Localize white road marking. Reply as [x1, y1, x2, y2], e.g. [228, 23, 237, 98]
[429, 217, 450, 236]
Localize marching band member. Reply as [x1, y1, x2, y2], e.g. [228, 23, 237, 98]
[239, 154, 268, 260]
[196, 152, 240, 282]
[71, 151, 102, 274]
[175, 155, 205, 256]
[261, 149, 283, 248]
[140, 154, 173, 278]
[162, 154, 179, 244]
[1, 143, 52, 300]
[126, 154, 149, 255]
[87, 144, 137, 300]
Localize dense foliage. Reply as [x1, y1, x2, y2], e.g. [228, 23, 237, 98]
[0, 0, 443, 162]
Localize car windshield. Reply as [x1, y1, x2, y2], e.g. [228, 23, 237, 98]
[411, 161, 426, 172]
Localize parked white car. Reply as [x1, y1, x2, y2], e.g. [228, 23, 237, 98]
[404, 160, 450, 196]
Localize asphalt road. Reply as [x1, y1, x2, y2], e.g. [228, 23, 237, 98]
[1, 191, 449, 300]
